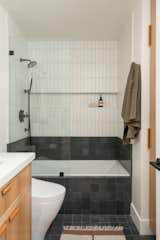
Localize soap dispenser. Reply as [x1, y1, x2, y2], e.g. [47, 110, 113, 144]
[98, 95, 104, 107]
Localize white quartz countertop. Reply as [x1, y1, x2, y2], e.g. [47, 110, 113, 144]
[0, 153, 35, 189]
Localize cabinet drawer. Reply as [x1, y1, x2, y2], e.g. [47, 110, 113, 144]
[6, 189, 31, 240]
[0, 165, 31, 217]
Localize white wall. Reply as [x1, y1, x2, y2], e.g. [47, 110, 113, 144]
[0, 5, 9, 152]
[116, 0, 151, 235]
[8, 18, 29, 143]
[131, 0, 151, 235]
[28, 41, 119, 136]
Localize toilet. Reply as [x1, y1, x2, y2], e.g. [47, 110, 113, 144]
[32, 178, 66, 240]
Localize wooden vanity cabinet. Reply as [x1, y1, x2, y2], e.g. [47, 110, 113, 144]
[0, 165, 31, 240]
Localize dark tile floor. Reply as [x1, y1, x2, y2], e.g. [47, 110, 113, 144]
[45, 214, 155, 240]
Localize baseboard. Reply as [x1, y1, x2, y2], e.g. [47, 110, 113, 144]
[131, 203, 153, 235]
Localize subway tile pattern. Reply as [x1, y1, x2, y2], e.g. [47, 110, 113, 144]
[9, 39, 124, 143]
[37, 176, 131, 215]
[45, 214, 155, 240]
[28, 41, 120, 137]
[30, 94, 119, 137]
[28, 41, 118, 93]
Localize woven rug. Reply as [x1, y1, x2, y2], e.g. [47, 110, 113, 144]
[60, 226, 126, 240]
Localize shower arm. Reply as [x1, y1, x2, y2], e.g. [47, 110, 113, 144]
[20, 58, 31, 63]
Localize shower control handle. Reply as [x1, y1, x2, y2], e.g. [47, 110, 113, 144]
[24, 128, 30, 132]
[19, 110, 29, 122]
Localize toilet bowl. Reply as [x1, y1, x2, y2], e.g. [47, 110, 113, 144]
[32, 178, 66, 240]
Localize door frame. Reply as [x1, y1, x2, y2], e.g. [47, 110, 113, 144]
[156, 0, 160, 155]
[149, 0, 156, 234]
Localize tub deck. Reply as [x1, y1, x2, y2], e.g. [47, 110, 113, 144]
[32, 160, 129, 177]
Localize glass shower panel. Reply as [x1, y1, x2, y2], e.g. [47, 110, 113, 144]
[30, 92, 71, 176]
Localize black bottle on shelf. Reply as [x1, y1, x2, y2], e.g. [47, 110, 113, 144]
[98, 95, 103, 107]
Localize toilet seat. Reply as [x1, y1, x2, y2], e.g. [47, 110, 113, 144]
[32, 178, 65, 199]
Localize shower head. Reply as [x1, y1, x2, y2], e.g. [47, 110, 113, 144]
[20, 58, 37, 68]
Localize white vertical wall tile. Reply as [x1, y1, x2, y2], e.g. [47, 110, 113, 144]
[27, 41, 119, 137]
[28, 41, 118, 93]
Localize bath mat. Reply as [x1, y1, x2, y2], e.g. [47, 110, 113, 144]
[60, 226, 126, 240]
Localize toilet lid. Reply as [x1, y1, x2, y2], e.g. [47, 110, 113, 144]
[32, 178, 65, 198]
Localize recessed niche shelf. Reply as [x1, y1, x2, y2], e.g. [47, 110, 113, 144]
[31, 91, 118, 95]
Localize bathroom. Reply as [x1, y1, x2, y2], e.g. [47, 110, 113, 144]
[0, 0, 158, 240]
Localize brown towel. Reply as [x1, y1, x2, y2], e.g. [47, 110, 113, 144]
[121, 62, 141, 144]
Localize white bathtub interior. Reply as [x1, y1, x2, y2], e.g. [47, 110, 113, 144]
[32, 160, 130, 177]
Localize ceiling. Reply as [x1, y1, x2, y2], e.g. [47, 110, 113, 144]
[0, 0, 137, 40]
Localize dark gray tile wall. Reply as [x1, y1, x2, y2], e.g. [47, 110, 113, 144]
[32, 137, 131, 161]
[37, 176, 131, 215]
[70, 137, 121, 160]
[7, 137, 36, 152]
[32, 137, 71, 160]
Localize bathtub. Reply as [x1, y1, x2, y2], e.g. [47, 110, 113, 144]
[33, 160, 131, 214]
[32, 160, 129, 177]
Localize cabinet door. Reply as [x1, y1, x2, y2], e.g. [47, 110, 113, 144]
[0, 223, 7, 240]
[0, 165, 31, 240]
[0, 164, 32, 218]
[6, 190, 31, 240]
[19, 189, 31, 240]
